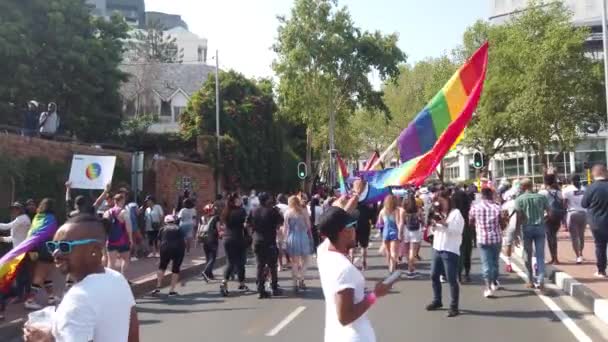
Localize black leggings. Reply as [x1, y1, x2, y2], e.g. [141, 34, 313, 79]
[545, 219, 561, 260]
[223, 239, 246, 283]
[159, 247, 185, 274]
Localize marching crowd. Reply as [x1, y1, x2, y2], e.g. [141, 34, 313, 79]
[0, 163, 607, 341]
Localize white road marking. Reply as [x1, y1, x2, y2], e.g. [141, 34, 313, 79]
[500, 255, 593, 342]
[265, 306, 307, 337]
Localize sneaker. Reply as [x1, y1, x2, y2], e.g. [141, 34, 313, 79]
[491, 281, 502, 291]
[484, 289, 494, 298]
[24, 300, 43, 310]
[576, 256, 583, 264]
[151, 288, 161, 295]
[594, 272, 607, 278]
[440, 275, 446, 283]
[426, 302, 442, 311]
[447, 308, 460, 317]
[168, 291, 178, 297]
[299, 280, 307, 290]
[505, 264, 513, 273]
[238, 284, 250, 291]
[258, 291, 271, 299]
[47, 295, 60, 305]
[220, 282, 229, 297]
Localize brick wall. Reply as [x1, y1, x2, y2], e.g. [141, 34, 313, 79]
[152, 158, 216, 214]
[0, 134, 132, 167]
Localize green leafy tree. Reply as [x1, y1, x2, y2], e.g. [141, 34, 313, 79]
[180, 71, 304, 191]
[126, 20, 183, 63]
[273, 0, 406, 183]
[0, 0, 129, 142]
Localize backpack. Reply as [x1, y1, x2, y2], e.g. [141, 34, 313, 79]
[108, 210, 128, 246]
[547, 190, 566, 223]
[406, 213, 420, 231]
[198, 215, 218, 244]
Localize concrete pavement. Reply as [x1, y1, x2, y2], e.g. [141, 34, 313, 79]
[137, 240, 608, 342]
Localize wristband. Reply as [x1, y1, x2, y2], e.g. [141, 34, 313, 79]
[366, 292, 377, 306]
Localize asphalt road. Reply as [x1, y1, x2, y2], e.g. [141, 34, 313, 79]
[135, 238, 608, 342]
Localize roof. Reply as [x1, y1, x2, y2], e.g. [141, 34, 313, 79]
[120, 63, 215, 101]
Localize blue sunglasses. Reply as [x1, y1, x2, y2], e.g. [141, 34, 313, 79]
[46, 239, 99, 254]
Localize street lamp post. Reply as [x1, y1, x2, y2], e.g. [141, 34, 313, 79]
[215, 49, 221, 195]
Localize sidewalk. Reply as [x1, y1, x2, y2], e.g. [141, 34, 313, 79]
[0, 244, 225, 339]
[535, 228, 608, 324]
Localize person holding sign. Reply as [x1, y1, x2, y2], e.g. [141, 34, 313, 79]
[317, 195, 395, 342]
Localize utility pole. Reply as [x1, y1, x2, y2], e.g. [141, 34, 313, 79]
[328, 109, 336, 188]
[602, 0, 608, 164]
[215, 49, 221, 195]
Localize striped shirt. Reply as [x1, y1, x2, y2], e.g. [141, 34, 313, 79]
[514, 192, 548, 226]
[469, 200, 502, 245]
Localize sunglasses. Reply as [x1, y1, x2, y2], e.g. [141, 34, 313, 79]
[46, 239, 99, 254]
[345, 221, 357, 229]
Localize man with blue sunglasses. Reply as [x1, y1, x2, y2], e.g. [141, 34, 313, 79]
[24, 214, 139, 342]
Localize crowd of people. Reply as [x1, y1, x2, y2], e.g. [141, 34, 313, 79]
[1, 162, 607, 341]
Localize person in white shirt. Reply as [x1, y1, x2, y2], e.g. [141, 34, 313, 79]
[24, 214, 139, 342]
[144, 196, 164, 257]
[38, 102, 60, 139]
[275, 194, 289, 272]
[0, 202, 31, 247]
[563, 174, 587, 264]
[426, 190, 464, 317]
[177, 198, 197, 253]
[317, 204, 393, 342]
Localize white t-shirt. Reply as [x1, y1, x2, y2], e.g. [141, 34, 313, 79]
[178, 208, 197, 226]
[145, 204, 164, 231]
[317, 240, 375, 342]
[563, 185, 585, 212]
[52, 268, 135, 342]
[0, 214, 31, 246]
[431, 209, 464, 255]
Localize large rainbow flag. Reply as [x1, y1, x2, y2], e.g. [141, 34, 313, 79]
[369, 42, 489, 188]
[0, 213, 58, 293]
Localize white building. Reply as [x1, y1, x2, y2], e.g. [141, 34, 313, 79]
[440, 0, 607, 184]
[166, 27, 208, 64]
[120, 63, 215, 133]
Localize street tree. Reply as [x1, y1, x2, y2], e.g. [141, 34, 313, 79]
[273, 0, 406, 184]
[0, 0, 129, 141]
[126, 20, 183, 63]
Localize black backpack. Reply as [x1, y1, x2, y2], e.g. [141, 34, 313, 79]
[406, 213, 420, 231]
[547, 190, 566, 223]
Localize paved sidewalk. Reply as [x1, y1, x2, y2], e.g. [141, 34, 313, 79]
[0, 243, 225, 338]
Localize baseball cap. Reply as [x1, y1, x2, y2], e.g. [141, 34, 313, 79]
[318, 207, 358, 239]
[9, 202, 24, 210]
[164, 215, 176, 224]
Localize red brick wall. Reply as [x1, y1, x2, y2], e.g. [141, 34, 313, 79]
[0, 134, 132, 167]
[152, 158, 216, 214]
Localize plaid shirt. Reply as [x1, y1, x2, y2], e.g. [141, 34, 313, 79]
[469, 200, 502, 245]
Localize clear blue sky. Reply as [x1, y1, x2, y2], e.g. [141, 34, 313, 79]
[146, 0, 490, 78]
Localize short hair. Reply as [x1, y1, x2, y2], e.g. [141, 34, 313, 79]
[75, 195, 88, 207]
[521, 178, 533, 191]
[481, 187, 494, 200]
[183, 198, 195, 209]
[67, 213, 108, 239]
[543, 174, 557, 187]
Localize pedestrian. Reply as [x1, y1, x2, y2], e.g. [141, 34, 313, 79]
[24, 214, 139, 342]
[284, 195, 313, 293]
[275, 194, 290, 272]
[581, 164, 608, 278]
[501, 181, 522, 273]
[24, 199, 60, 310]
[124, 192, 145, 259]
[469, 188, 503, 298]
[143, 196, 164, 258]
[515, 178, 549, 290]
[317, 206, 393, 342]
[0, 202, 32, 301]
[376, 194, 401, 274]
[220, 193, 249, 296]
[152, 215, 186, 296]
[247, 192, 283, 298]
[452, 187, 473, 283]
[177, 198, 197, 254]
[105, 194, 133, 275]
[539, 173, 565, 265]
[23, 100, 39, 137]
[401, 194, 422, 277]
[38, 102, 60, 139]
[249, 188, 261, 213]
[309, 196, 323, 250]
[563, 174, 586, 264]
[199, 204, 220, 282]
[426, 190, 464, 317]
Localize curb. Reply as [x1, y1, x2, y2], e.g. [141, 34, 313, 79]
[512, 247, 608, 325]
[0, 255, 226, 341]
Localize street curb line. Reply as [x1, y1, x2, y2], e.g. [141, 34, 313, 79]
[511, 246, 608, 325]
[0, 255, 226, 340]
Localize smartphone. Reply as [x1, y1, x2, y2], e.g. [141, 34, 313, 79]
[382, 271, 402, 285]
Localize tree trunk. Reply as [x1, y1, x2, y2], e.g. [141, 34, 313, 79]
[305, 125, 313, 193]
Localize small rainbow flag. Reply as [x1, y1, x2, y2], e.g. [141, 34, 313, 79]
[336, 154, 349, 195]
[0, 213, 58, 293]
[370, 42, 489, 188]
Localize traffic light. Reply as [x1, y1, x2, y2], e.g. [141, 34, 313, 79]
[297, 162, 307, 180]
[583, 161, 590, 170]
[473, 151, 484, 169]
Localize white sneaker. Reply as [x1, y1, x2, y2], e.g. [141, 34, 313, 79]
[24, 300, 43, 310]
[594, 272, 607, 278]
[484, 289, 494, 298]
[440, 275, 446, 283]
[576, 256, 583, 264]
[491, 281, 503, 292]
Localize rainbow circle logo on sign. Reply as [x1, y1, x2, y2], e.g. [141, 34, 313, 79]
[85, 163, 102, 180]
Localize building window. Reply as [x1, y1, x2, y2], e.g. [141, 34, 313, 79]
[445, 166, 460, 180]
[160, 100, 172, 122]
[173, 106, 185, 122]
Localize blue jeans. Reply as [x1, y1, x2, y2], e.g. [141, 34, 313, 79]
[431, 249, 460, 310]
[522, 224, 546, 285]
[479, 243, 501, 285]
